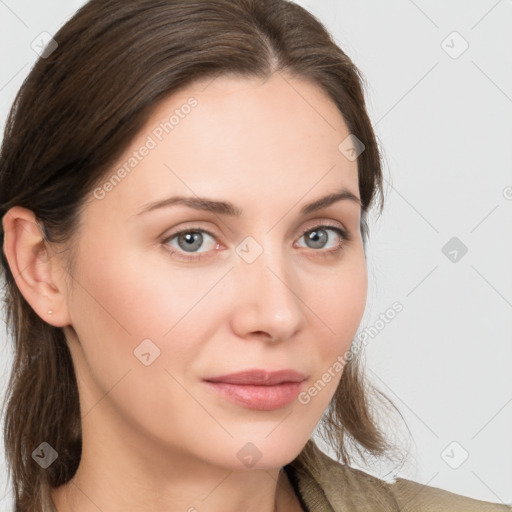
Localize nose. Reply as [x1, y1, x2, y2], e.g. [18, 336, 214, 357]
[229, 242, 307, 344]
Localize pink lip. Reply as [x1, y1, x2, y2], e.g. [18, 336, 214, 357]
[203, 369, 306, 411]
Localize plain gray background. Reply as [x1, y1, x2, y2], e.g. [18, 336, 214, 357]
[1, 0, 511, 507]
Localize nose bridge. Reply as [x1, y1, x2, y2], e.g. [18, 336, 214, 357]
[231, 234, 306, 339]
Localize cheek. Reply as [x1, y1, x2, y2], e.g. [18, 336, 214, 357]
[300, 253, 367, 404]
[72, 235, 205, 334]
[310, 253, 368, 352]
[66, 239, 224, 382]
[64, 244, 203, 435]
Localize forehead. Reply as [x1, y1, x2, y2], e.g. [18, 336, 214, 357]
[86, 72, 360, 222]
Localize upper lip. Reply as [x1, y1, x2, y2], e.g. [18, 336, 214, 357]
[204, 369, 306, 386]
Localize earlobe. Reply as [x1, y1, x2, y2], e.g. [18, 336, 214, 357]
[2, 206, 72, 327]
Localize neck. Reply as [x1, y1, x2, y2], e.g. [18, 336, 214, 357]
[50, 419, 302, 512]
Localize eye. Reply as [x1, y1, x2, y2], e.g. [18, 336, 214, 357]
[295, 224, 350, 256]
[161, 223, 351, 262]
[162, 227, 219, 261]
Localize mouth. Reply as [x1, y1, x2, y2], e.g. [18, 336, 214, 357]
[203, 369, 307, 411]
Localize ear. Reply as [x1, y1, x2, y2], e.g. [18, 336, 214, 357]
[2, 206, 72, 327]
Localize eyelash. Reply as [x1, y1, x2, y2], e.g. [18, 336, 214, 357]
[161, 223, 352, 262]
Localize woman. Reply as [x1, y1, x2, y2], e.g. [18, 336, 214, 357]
[0, 0, 509, 510]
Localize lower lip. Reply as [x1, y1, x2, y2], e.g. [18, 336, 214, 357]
[204, 381, 303, 411]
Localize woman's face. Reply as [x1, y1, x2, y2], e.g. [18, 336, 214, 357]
[59, 72, 367, 471]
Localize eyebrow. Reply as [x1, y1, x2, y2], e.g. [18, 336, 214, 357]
[135, 187, 362, 217]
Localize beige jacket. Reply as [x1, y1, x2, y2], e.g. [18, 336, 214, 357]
[284, 441, 511, 511]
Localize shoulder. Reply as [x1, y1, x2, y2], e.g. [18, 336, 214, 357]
[285, 441, 511, 512]
[388, 475, 511, 512]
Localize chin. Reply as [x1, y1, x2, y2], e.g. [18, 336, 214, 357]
[219, 434, 310, 472]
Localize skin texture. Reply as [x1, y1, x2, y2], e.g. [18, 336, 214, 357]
[3, 72, 367, 512]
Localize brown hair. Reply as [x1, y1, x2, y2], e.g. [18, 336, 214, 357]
[0, 0, 408, 510]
